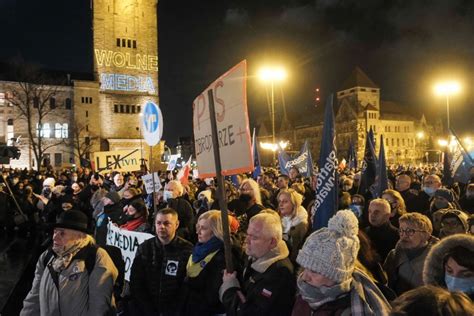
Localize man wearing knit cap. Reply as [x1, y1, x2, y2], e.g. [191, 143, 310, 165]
[220, 212, 296, 315]
[292, 210, 391, 316]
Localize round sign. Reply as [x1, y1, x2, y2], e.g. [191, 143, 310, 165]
[141, 101, 163, 146]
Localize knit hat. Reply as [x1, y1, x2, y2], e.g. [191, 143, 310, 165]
[296, 210, 360, 283]
[434, 188, 455, 203]
[54, 210, 89, 233]
[43, 177, 56, 188]
[441, 209, 469, 231]
[105, 191, 121, 204]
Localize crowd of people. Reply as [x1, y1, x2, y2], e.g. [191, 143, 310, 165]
[0, 162, 473, 315]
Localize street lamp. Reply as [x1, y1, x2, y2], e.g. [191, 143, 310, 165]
[259, 66, 287, 162]
[434, 81, 461, 130]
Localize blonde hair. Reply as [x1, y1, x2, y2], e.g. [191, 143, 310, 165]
[167, 180, 184, 196]
[240, 178, 262, 205]
[399, 212, 433, 235]
[197, 210, 225, 241]
[277, 188, 303, 217]
[382, 189, 407, 215]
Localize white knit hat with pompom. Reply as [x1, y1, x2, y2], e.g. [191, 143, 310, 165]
[296, 210, 360, 283]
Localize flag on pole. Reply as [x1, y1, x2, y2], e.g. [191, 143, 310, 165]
[372, 135, 388, 198]
[358, 128, 378, 196]
[442, 145, 453, 187]
[313, 95, 338, 230]
[278, 141, 313, 178]
[252, 128, 261, 179]
[176, 156, 192, 185]
[348, 139, 358, 170]
[446, 130, 474, 184]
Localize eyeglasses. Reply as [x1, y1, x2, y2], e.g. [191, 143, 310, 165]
[399, 229, 425, 236]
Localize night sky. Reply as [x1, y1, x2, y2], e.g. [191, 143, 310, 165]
[1, 0, 473, 145]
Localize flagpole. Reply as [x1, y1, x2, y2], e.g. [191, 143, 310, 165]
[450, 128, 474, 163]
[207, 89, 234, 273]
[150, 145, 157, 216]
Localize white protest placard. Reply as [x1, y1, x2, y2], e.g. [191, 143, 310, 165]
[142, 172, 162, 193]
[92, 150, 141, 172]
[192, 60, 253, 178]
[141, 101, 163, 146]
[167, 154, 179, 171]
[106, 223, 154, 281]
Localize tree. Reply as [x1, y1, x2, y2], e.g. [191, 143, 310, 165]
[69, 121, 97, 165]
[5, 59, 69, 169]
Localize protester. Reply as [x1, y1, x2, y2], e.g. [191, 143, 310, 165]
[220, 212, 296, 315]
[459, 183, 474, 214]
[162, 180, 195, 241]
[120, 199, 150, 232]
[277, 188, 309, 265]
[365, 198, 399, 262]
[384, 213, 439, 295]
[423, 234, 474, 300]
[438, 209, 469, 238]
[130, 208, 193, 316]
[21, 210, 118, 315]
[390, 285, 474, 316]
[292, 210, 391, 315]
[182, 210, 240, 315]
[382, 189, 407, 228]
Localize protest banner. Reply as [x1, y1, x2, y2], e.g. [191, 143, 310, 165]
[167, 154, 179, 171]
[92, 149, 141, 173]
[278, 140, 313, 177]
[142, 172, 162, 193]
[192, 60, 253, 178]
[106, 223, 154, 281]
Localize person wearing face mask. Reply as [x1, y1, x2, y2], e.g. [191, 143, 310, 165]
[382, 189, 407, 228]
[292, 210, 391, 316]
[120, 199, 150, 232]
[429, 188, 459, 215]
[348, 194, 367, 227]
[423, 234, 474, 300]
[163, 180, 195, 241]
[459, 183, 474, 214]
[416, 174, 443, 215]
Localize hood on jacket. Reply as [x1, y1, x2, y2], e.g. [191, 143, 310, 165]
[422, 234, 474, 287]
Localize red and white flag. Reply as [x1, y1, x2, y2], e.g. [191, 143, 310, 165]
[177, 156, 192, 185]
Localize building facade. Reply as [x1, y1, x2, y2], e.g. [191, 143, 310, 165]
[0, 0, 164, 170]
[259, 67, 442, 166]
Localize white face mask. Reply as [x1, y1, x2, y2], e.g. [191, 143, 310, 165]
[163, 190, 174, 202]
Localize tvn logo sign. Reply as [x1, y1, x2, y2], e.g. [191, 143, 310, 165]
[92, 150, 141, 172]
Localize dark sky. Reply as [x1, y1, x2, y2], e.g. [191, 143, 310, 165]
[1, 0, 473, 145]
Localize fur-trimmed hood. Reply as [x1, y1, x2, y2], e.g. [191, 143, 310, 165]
[422, 234, 474, 287]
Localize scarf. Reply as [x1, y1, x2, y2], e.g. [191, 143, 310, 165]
[51, 235, 93, 273]
[187, 250, 220, 277]
[250, 239, 289, 273]
[282, 206, 308, 235]
[192, 236, 223, 263]
[120, 216, 146, 231]
[297, 273, 352, 310]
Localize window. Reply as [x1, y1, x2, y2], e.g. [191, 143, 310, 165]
[126, 105, 130, 113]
[50, 97, 56, 109]
[397, 139, 400, 147]
[402, 139, 405, 146]
[81, 97, 85, 103]
[116, 38, 120, 47]
[131, 105, 136, 113]
[65, 98, 72, 109]
[361, 88, 366, 91]
[133, 40, 137, 48]
[372, 89, 377, 93]
[137, 105, 141, 113]
[392, 139, 394, 146]
[86, 110, 89, 118]
[55, 123, 68, 138]
[120, 104, 124, 113]
[7, 119, 13, 125]
[114, 104, 119, 113]
[89, 97, 92, 103]
[37, 123, 51, 138]
[122, 39, 126, 47]
[350, 89, 355, 93]
[34, 97, 39, 108]
[127, 39, 131, 48]
[386, 138, 389, 146]
[85, 137, 90, 145]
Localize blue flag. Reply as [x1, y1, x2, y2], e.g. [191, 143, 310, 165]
[372, 135, 388, 198]
[358, 128, 378, 196]
[278, 141, 313, 177]
[447, 129, 474, 184]
[348, 139, 358, 170]
[252, 128, 261, 179]
[313, 95, 338, 230]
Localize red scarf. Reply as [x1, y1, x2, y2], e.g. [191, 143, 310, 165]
[120, 217, 146, 231]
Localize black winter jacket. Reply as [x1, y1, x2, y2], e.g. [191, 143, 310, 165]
[130, 236, 193, 316]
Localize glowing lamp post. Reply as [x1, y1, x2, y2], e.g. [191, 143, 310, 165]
[434, 81, 461, 130]
[259, 66, 287, 162]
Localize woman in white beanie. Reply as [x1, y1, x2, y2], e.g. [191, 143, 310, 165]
[292, 210, 391, 316]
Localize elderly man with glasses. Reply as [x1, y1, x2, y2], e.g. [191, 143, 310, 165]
[384, 212, 439, 295]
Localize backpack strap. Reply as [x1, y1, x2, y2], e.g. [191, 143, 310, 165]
[43, 248, 56, 268]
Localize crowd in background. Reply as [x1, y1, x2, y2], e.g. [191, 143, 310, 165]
[1, 162, 473, 315]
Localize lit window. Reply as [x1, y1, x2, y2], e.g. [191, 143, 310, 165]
[37, 123, 51, 138]
[55, 123, 68, 138]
